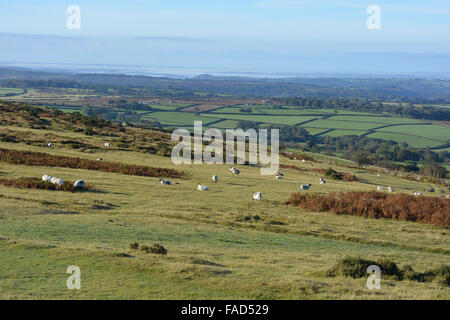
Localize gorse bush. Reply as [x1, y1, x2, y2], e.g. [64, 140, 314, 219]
[149, 244, 167, 255]
[286, 191, 450, 227]
[0, 148, 184, 178]
[327, 257, 449, 286]
[0, 177, 88, 192]
[139, 244, 167, 255]
[325, 168, 357, 182]
[325, 168, 340, 180]
[129, 242, 139, 250]
[326, 257, 401, 279]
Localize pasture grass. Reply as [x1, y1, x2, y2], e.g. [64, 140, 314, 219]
[0, 136, 449, 299]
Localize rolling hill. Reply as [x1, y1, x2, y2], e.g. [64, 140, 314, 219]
[0, 102, 449, 299]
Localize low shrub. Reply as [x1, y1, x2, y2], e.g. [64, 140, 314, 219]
[140, 245, 151, 253]
[129, 242, 139, 250]
[0, 177, 88, 192]
[326, 257, 375, 278]
[325, 168, 357, 182]
[0, 148, 184, 178]
[431, 265, 450, 286]
[149, 244, 167, 255]
[140, 244, 167, 255]
[286, 191, 450, 227]
[328, 257, 449, 286]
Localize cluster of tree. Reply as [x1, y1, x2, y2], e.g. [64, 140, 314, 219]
[3, 68, 450, 100]
[0, 79, 196, 99]
[270, 97, 450, 121]
[236, 122, 448, 177]
[68, 112, 111, 128]
[107, 99, 153, 111]
[238, 107, 252, 113]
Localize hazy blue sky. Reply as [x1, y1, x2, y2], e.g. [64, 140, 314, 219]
[0, 1, 449, 75]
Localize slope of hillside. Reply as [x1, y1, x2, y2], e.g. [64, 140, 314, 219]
[0, 102, 449, 299]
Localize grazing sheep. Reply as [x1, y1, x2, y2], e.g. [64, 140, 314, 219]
[212, 174, 218, 183]
[320, 178, 326, 184]
[47, 142, 54, 148]
[159, 179, 172, 185]
[197, 184, 209, 191]
[50, 177, 58, 184]
[377, 174, 381, 177]
[276, 172, 284, 177]
[387, 187, 395, 193]
[96, 158, 103, 162]
[413, 191, 423, 196]
[252, 192, 262, 201]
[53, 178, 64, 186]
[73, 180, 85, 189]
[301, 159, 306, 163]
[446, 195, 450, 199]
[300, 184, 311, 191]
[104, 142, 110, 148]
[42, 175, 52, 182]
[229, 167, 240, 175]
[275, 175, 283, 180]
[377, 186, 385, 191]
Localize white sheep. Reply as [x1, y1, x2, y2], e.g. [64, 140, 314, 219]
[96, 158, 103, 162]
[47, 142, 54, 148]
[229, 167, 240, 175]
[252, 192, 262, 201]
[212, 174, 218, 183]
[198, 184, 209, 191]
[53, 178, 64, 186]
[387, 187, 395, 192]
[300, 184, 311, 191]
[73, 180, 85, 189]
[302, 159, 306, 163]
[275, 175, 283, 180]
[50, 177, 58, 184]
[413, 191, 423, 196]
[276, 172, 284, 177]
[42, 175, 53, 182]
[377, 186, 385, 191]
[159, 179, 172, 185]
[446, 195, 450, 199]
[104, 142, 110, 148]
[320, 178, 326, 184]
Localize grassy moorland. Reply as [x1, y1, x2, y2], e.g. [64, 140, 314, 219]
[0, 102, 448, 299]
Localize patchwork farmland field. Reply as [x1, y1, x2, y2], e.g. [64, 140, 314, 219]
[0, 87, 25, 97]
[43, 102, 450, 149]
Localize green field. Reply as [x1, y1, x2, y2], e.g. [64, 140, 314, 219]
[0, 87, 25, 97]
[44, 102, 450, 149]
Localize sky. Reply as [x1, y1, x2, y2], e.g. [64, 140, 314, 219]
[0, 0, 449, 76]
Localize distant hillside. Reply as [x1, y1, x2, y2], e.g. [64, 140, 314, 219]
[2, 67, 450, 100]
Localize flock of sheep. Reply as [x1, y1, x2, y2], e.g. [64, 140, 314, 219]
[42, 174, 85, 189]
[158, 166, 327, 202]
[46, 141, 448, 199]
